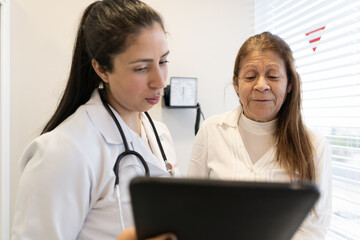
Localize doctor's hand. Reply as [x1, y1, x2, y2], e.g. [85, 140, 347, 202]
[117, 227, 177, 240]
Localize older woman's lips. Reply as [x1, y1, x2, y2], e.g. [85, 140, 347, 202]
[253, 99, 271, 102]
[146, 96, 160, 105]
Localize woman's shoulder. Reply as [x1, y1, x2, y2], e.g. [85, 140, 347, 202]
[305, 127, 332, 168]
[306, 127, 329, 148]
[202, 107, 241, 128]
[20, 107, 101, 171]
[54, 102, 104, 143]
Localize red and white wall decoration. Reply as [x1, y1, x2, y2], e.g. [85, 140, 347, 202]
[305, 26, 326, 52]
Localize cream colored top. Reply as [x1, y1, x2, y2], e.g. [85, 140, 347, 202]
[188, 106, 332, 240]
[238, 114, 276, 164]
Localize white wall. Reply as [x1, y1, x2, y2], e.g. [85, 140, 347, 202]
[1, 0, 11, 239]
[144, 0, 254, 171]
[8, 0, 254, 236]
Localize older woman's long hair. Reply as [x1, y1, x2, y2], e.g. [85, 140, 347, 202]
[233, 32, 315, 181]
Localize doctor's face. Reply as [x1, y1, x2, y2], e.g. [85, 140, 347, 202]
[234, 50, 292, 122]
[99, 22, 169, 117]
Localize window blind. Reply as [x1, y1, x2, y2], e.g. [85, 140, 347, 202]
[254, 0, 360, 239]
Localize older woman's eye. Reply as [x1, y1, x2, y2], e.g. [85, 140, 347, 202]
[267, 70, 280, 79]
[267, 73, 280, 79]
[243, 73, 256, 80]
[241, 70, 257, 80]
[268, 75, 279, 79]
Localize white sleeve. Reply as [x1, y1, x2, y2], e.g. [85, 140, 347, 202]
[12, 136, 92, 240]
[292, 135, 333, 240]
[187, 123, 209, 178]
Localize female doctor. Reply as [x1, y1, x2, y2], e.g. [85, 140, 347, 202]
[12, 0, 178, 239]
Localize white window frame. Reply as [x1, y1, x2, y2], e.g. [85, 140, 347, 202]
[0, 0, 10, 239]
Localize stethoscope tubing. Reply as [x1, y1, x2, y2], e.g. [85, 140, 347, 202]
[99, 88, 170, 230]
[99, 90, 152, 178]
[115, 184, 125, 230]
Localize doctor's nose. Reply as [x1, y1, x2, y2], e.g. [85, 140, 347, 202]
[149, 66, 167, 90]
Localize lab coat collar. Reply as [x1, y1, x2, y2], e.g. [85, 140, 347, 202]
[85, 90, 132, 145]
[85, 90, 168, 172]
[218, 105, 243, 128]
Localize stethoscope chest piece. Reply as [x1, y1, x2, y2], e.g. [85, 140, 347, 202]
[165, 161, 175, 176]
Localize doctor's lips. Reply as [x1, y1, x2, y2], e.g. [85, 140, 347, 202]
[145, 96, 160, 105]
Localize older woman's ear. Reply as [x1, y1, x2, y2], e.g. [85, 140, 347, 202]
[287, 83, 292, 93]
[233, 74, 239, 96]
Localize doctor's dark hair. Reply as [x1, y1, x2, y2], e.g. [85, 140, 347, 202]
[41, 0, 165, 134]
[233, 32, 315, 182]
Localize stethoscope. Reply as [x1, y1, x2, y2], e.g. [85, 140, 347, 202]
[99, 89, 174, 229]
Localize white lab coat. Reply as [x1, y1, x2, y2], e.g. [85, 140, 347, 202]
[188, 106, 332, 240]
[12, 90, 178, 240]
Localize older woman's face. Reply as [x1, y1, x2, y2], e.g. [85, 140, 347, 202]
[234, 50, 292, 122]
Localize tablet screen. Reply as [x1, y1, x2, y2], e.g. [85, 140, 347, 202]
[130, 177, 319, 240]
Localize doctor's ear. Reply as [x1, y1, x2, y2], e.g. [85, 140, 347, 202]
[92, 59, 109, 83]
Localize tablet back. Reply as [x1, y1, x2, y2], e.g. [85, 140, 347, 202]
[130, 177, 319, 240]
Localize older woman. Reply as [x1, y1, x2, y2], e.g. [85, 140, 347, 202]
[188, 32, 332, 239]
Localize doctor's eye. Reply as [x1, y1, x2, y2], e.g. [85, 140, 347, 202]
[159, 60, 169, 65]
[134, 67, 148, 72]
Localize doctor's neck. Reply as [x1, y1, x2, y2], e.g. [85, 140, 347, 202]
[122, 112, 142, 137]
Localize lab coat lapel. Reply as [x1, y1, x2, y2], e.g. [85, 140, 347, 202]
[85, 90, 126, 145]
[137, 113, 166, 171]
[140, 113, 164, 166]
[85, 90, 166, 174]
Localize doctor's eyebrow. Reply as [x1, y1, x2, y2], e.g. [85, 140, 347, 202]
[129, 50, 170, 64]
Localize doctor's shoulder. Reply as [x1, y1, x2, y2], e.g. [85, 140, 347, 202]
[19, 106, 102, 172]
[149, 118, 173, 142]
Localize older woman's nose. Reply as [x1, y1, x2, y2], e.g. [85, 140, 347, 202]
[254, 76, 270, 91]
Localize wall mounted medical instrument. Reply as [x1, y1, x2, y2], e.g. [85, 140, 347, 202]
[163, 77, 204, 134]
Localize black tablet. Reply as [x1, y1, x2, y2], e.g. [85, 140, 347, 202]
[130, 177, 319, 240]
